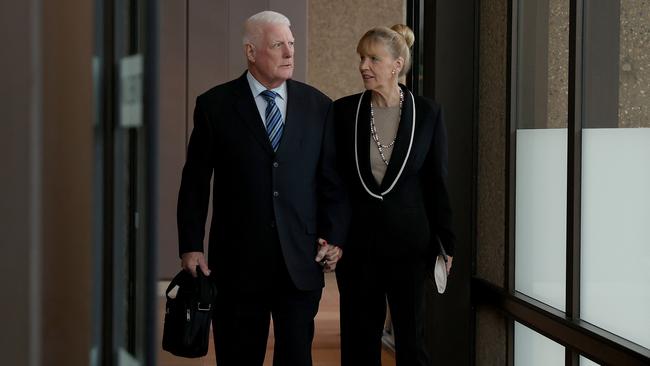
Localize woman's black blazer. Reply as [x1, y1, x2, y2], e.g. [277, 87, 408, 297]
[333, 85, 455, 260]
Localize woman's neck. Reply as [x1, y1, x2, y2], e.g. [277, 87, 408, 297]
[371, 84, 401, 107]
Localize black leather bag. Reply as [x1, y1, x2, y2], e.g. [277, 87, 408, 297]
[162, 268, 217, 358]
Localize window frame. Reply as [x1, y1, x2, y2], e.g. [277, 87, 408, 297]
[473, 0, 650, 365]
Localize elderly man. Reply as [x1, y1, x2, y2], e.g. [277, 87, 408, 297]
[176, 10, 349, 366]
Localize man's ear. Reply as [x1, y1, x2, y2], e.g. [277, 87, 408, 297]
[245, 44, 256, 63]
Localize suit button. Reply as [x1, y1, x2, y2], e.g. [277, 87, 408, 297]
[273, 191, 279, 197]
[273, 162, 279, 168]
[270, 220, 276, 228]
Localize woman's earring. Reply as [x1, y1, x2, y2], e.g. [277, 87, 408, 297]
[392, 69, 396, 75]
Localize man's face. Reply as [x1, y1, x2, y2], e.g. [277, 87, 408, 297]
[247, 23, 295, 89]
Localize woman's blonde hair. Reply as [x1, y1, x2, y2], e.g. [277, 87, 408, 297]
[357, 24, 415, 77]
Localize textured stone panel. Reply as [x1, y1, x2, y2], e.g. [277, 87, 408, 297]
[477, 0, 508, 287]
[476, 306, 507, 366]
[547, 0, 569, 128]
[308, 0, 405, 100]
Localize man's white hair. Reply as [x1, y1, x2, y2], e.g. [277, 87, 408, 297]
[242, 11, 291, 46]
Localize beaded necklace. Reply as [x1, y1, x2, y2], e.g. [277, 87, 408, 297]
[370, 88, 404, 166]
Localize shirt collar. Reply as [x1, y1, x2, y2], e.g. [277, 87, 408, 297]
[246, 71, 287, 101]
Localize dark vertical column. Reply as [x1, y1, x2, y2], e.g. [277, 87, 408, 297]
[407, 0, 424, 95]
[100, 0, 116, 363]
[0, 1, 39, 364]
[143, 0, 159, 363]
[566, 0, 583, 364]
[423, 1, 478, 365]
[506, 1, 517, 364]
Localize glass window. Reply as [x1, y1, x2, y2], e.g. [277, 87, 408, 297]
[514, 322, 565, 365]
[580, 0, 650, 350]
[515, 0, 569, 311]
[580, 356, 600, 366]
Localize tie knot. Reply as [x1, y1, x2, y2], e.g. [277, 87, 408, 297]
[260, 90, 278, 102]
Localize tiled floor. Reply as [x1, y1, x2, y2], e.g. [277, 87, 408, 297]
[158, 273, 396, 366]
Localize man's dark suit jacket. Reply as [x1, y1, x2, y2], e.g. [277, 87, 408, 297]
[177, 72, 349, 292]
[333, 85, 455, 261]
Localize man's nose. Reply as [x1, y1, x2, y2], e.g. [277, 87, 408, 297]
[282, 45, 293, 57]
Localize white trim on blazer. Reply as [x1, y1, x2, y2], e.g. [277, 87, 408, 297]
[354, 89, 416, 200]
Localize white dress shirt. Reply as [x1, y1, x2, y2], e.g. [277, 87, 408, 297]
[246, 71, 288, 127]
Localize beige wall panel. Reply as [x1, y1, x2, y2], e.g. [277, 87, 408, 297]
[41, 0, 94, 364]
[158, 0, 188, 279]
[308, 0, 405, 100]
[477, 0, 507, 287]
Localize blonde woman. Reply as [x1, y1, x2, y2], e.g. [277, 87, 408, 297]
[333, 25, 455, 365]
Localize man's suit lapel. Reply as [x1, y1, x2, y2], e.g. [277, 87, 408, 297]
[233, 73, 274, 155]
[380, 84, 415, 192]
[275, 79, 301, 157]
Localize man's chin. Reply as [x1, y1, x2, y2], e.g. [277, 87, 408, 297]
[280, 69, 294, 80]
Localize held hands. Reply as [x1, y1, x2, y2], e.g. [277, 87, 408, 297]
[315, 238, 343, 273]
[181, 251, 211, 277]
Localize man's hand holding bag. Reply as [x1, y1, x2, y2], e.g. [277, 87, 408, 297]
[162, 266, 217, 358]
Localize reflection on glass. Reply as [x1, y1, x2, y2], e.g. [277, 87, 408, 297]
[580, 0, 650, 350]
[515, 0, 569, 311]
[516, 0, 569, 129]
[618, 1, 650, 128]
[514, 322, 565, 366]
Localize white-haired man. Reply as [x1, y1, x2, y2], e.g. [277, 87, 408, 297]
[177, 10, 350, 366]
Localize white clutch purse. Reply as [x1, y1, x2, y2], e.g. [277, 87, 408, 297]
[433, 237, 448, 294]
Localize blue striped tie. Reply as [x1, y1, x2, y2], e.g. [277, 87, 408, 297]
[260, 90, 284, 152]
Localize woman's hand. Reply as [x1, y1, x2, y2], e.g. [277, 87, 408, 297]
[446, 256, 453, 275]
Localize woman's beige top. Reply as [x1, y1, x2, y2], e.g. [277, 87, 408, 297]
[370, 106, 401, 184]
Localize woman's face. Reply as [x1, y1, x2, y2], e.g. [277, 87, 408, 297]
[358, 41, 401, 92]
